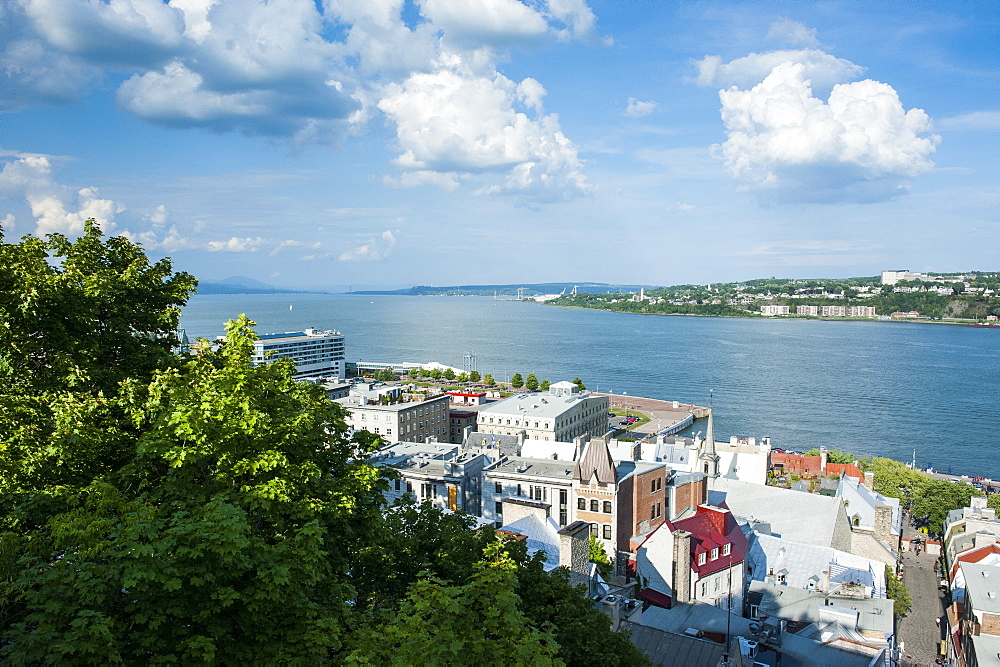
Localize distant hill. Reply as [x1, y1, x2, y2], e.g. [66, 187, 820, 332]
[196, 276, 322, 295]
[349, 282, 656, 296]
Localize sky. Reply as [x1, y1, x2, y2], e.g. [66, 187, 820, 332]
[1, 0, 997, 290]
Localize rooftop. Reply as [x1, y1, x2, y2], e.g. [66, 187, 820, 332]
[961, 562, 1000, 615]
[477, 389, 602, 419]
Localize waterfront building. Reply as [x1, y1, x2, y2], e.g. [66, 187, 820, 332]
[821, 305, 847, 317]
[336, 393, 450, 443]
[769, 448, 864, 480]
[250, 328, 345, 380]
[796, 305, 819, 316]
[760, 304, 790, 316]
[847, 305, 876, 317]
[476, 382, 609, 442]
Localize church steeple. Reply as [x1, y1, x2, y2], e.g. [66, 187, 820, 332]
[699, 392, 719, 478]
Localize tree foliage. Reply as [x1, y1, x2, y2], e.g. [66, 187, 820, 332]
[511, 373, 524, 388]
[885, 564, 912, 619]
[540, 379, 551, 391]
[469, 370, 481, 382]
[588, 534, 613, 578]
[525, 373, 539, 391]
[572, 378, 586, 391]
[483, 374, 496, 387]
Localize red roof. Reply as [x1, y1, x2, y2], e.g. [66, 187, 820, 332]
[638, 588, 672, 609]
[445, 391, 486, 398]
[950, 543, 1000, 580]
[669, 505, 749, 578]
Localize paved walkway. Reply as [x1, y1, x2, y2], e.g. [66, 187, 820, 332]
[897, 539, 947, 665]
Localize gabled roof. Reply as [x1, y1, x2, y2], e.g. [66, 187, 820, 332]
[574, 437, 616, 484]
[670, 504, 749, 577]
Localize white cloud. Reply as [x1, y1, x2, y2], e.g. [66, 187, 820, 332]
[0, 155, 122, 235]
[205, 236, 267, 252]
[419, 0, 550, 47]
[694, 49, 863, 94]
[1, 214, 15, 230]
[386, 170, 465, 191]
[625, 98, 656, 118]
[715, 62, 939, 203]
[379, 61, 590, 199]
[735, 239, 879, 267]
[676, 202, 695, 212]
[766, 19, 820, 48]
[936, 111, 1000, 131]
[339, 229, 397, 261]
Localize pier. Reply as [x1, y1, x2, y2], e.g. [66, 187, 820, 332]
[594, 392, 704, 438]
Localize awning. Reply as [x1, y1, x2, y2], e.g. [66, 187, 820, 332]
[638, 588, 672, 609]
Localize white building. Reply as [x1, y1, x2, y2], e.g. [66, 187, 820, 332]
[847, 306, 876, 317]
[796, 305, 819, 316]
[760, 304, 790, 316]
[251, 328, 345, 380]
[476, 382, 609, 442]
[372, 441, 490, 514]
[336, 393, 450, 443]
[821, 305, 847, 317]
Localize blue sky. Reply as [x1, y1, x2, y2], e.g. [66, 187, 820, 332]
[1, 0, 996, 289]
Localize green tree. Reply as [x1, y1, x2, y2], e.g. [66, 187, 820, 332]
[483, 374, 495, 387]
[525, 373, 539, 391]
[572, 378, 586, 391]
[885, 565, 912, 619]
[347, 541, 561, 666]
[511, 373, 524, 389]
[988, 494, 1000, 513]
[408, 367, 419, 379]
[469, 370, 481, 382]
[588, 535, 613, 578]
[457, 372, 469, 383]
[0, 220, 197, 397]
[1, 312, 387, 663]
[540, 379, 551, 391]
[911, 479, 982, 534]
[804, 448, 856, 465]
[442, 368, 455, 381]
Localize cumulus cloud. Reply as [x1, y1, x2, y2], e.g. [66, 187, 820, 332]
[205, 236, 268, 252]
[339, 229, 397, 261]
[694, 49, 863, 93]
[0, 155, 122, 235]
[625, 98, 656, 118]
[3, 0, 606, 200]
[379, 62, 590, 199]
[715, 62, 939, 203]
[766, 19, 820, 48]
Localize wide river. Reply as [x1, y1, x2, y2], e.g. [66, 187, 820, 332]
[180, 294, 1000, 479]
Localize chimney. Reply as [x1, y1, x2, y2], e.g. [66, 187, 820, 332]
[672, 529, 692, 603]
[559, 521, 592, 587]
[820, 446, 828, 473]
[874, 504, 894, 544]
[862, 471, 874, 489]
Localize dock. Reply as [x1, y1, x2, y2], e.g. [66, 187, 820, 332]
[593, 393, 704, 438]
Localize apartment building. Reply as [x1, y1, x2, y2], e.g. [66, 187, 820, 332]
[250, 328, 345, 379]
[476, 382, 609, 442]
[336, 393, 450, 443]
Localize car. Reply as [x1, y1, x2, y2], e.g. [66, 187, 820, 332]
[619, 420, 631, 426]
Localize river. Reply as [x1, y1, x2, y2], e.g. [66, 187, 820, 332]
[180, 294, 1000, 478]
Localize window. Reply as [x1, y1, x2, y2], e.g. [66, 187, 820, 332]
[495, 482, 503, 494]
[650, 505, 655, 520]
[578, 498, 586, 510]
[650, 479, 656, 493]
[722, 543, 731, 557]
[590, 499, 599, 512]
[603, 500, 612, 514]
[495, 502, 502, 515]
[603, 524, 612, 540]
[657, 477, 662, 491]
[698, 552, 706, 566]
[711, 548, 719, 560]
[516, 484, 522, 497]
[589, 523, 598, 537]
[715, 577, 720, 592]
[700, 581, 707, 597]
[656, 503, 661, 518]
[394, 479, 400, 491]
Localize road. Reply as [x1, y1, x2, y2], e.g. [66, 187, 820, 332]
[897, 526, 947, 666]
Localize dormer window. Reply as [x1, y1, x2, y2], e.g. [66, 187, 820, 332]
[711, 548, 719, 561]
[723, 543, 731, 557]
[698, 552, 706, 566]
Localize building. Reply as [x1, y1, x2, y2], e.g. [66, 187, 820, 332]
[760, 304, 790, 316]
[944, 496, 1000, 565]
[769, 448, 864, 480]
[336, 393, 450, 443]
[250, 328, 345, 380]
[635, 504, 748, 610]
[837, 475, 901, 566]
[483, 454, 578, 528]
[847, 306, 876, 317]
[372, 441, 489, 514]
[796, 305, 819, 316]
[476, 382, 609, 442]
[820, 305, 847, 317]
[957, 562, 1000, 666]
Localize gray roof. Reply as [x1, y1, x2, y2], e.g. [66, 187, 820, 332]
[621, 621, 726, 666]
[709, 477, 845, 548]
[463, 430, 521, 457]
[749, 581, 893, 636]
[575, 437, 616, 484]
[747, 533, 884, 596]
[476, 390, 602, 419]
[961, 562, 1000, 615]
[486, 456, 577, 482]
[970, 633, 1000, 667]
